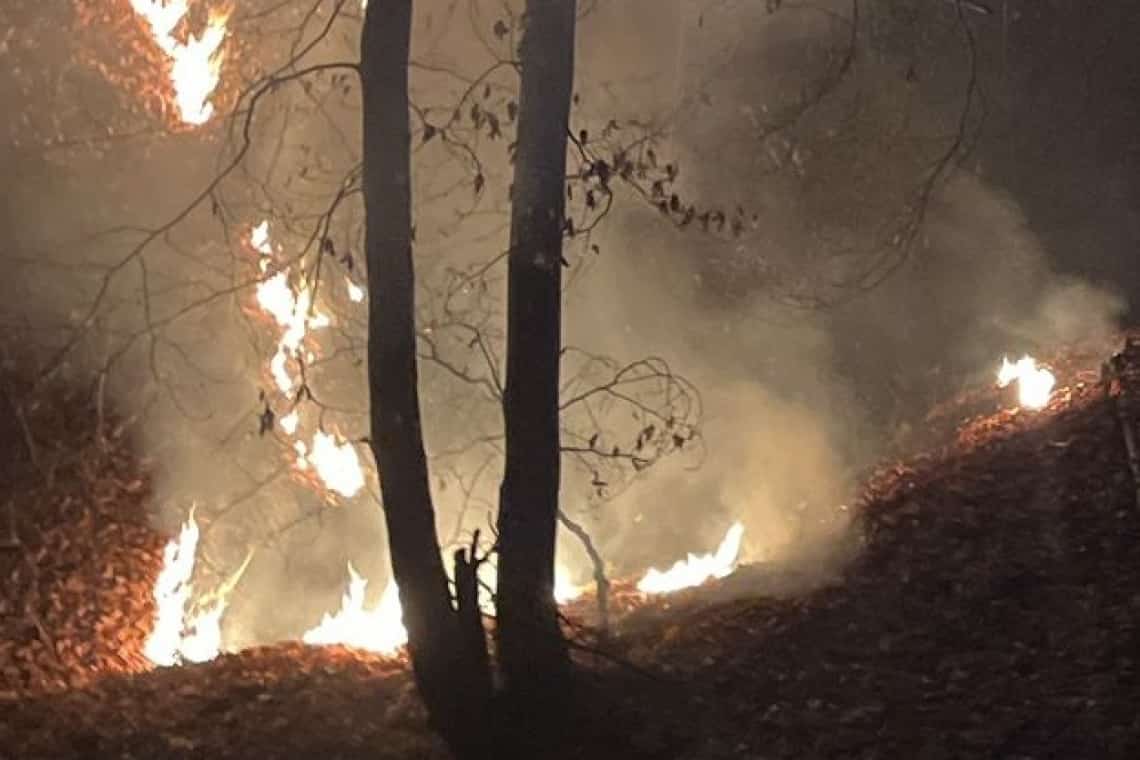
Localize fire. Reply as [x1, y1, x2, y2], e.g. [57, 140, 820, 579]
[176, 601, 225, 664]
[346, 278, 366, 303]
[251, 222, 331, 396]
[554, 566, 584, 604]
[997, 355, 1055, 410]
[309, 431, 365, 498]
[251, 220, 273, 255]
[302, 564, 407, 654]
[637, 521, 745, 594]
[300, 562, 582, 655]
[280, 411, 299, 435]
[248, 222, 365, 498]
[128, 0, 229, 126]
[144, 511, 231, 666]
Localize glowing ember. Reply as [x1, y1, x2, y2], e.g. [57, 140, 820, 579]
[997, 355, 1055, 410]
[144, 511, 230, 666]
[637, 522, 745, 594]
[303, 564, 407, 654]
[128, 0, 229, 125]
[310, 431, 365, 497]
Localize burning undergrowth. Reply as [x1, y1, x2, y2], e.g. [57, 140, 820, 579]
[73, 0, 234, 130]
[5, 334, 1140, 758]
[0, 330, 1107, 695]
[0, 337, 747, 693]
[588, 337, 1140, 757]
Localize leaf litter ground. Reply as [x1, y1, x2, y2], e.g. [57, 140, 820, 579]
[3, 338, 1140, 759]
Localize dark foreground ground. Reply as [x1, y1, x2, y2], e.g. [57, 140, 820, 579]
[3, 339, 1140, 759]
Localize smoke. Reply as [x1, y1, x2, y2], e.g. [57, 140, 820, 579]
[556, 0, 1127, 591]
[0, 0, 1130, 645]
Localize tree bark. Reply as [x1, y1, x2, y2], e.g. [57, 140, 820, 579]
[360, 2, 491, 754]
[495, 0, 577, 705]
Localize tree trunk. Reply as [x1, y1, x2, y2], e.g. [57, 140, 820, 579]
[360, 2, 491, 754]
[496, 0, 577, 706]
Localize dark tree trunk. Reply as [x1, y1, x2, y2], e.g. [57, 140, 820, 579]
[360, 2, 491, 754]
[495, 0, 577, 706]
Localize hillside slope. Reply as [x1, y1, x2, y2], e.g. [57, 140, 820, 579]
[3, 340, 1140, 759]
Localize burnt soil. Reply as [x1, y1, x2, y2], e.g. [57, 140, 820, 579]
[3, 338, 1140, 759]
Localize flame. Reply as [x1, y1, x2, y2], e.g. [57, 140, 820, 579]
[301, 562, 583, 655]
[248, 222, 365, 500]
[473, 561, 581, 610]
[637, 522, 745, 594]
[251, 221, 331, 395]
[144, 511, 238, 666]
[251, 220, 272, 254]
[176, 601, 225, 663]
[302, 564, 407, 654]
[255, 272, 297, 328]
[280, 411, 299, 435]
[309, 431, 365, 498]
[128, 0, 229, 125]
[554, 566, 584, 603]
[346, 278, 365, 303]
[997, 355, 1055, 410]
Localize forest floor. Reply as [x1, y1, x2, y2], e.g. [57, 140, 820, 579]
[3, 337, 1140, 759]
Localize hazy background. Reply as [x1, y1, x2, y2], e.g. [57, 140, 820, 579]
[1, 0, 1136, 646]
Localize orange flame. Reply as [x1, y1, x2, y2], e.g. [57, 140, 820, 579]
[302, 564, 408, 654]
[128, 0, 229, 125]
[144, 510, 240, 665]
[637, 522, 745, 594]
[554, 566, 585, 603]
[250, 221, 331, 396]
[997, 355, 1055, 410]
[308, 431, 365, 498]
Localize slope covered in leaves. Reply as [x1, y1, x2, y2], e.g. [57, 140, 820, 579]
[620, 339, 1140, 758]
[0, 363, 163, 696]
[3, 339, 1140, 759]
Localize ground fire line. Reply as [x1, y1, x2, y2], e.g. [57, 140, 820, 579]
[5, 335, 1138, 759]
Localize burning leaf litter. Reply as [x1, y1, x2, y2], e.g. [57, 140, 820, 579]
[307, 432, 366, 498]
[140, 236, 1069, 665]
[247, 221, 365, 498]
[9, 340, 1140, 759]
[997, 354, 1056, 410]
[637, 522, 745, 595]
[127, 0, 229, 125]
[143, 511, 251, 667]
[302, 564, 408, 654]
[297, 560, 579, 656]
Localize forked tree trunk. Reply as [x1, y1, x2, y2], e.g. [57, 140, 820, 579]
[360, 2, 491, 754]
[496, 0, 578, 705]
